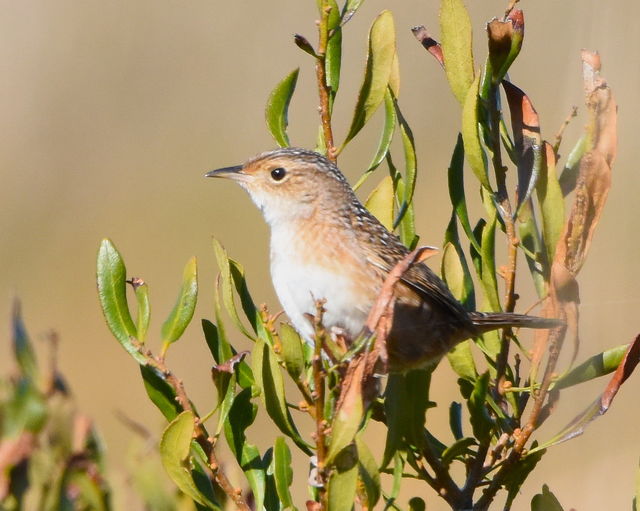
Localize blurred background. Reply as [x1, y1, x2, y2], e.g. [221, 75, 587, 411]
[1, 0, 638, 508]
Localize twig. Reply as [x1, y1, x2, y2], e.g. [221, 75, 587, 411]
[553, 105, 578, 157]
[312, 300, 329, 507]
[418, 442, 464, 507]
[130, 338, 251, 511]
[488, 84, 518, 398]
[315, 0, 336, 160]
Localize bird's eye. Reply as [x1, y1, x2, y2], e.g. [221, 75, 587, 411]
[270, 167, 287, 181]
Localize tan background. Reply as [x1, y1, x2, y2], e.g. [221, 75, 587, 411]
[1, 1, 638, 509]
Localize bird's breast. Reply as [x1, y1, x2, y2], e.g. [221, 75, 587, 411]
[269, 221, 376, 342]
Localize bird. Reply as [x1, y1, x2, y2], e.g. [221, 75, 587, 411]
[206, 147, 559, 372]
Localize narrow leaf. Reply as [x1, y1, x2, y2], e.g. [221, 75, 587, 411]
[439, 0, 475, 104]
[327, 445, 359, 511]
[327, 363, 365, 463]
[341, 0, 366, 26]
[448, 133, 480, 252]
[273, 437, 296, 510]
[265, 68, 300, 147]
[160, 411, 215, 509]
[161, 257, 198, 346]
[393, 96, 418, 240]
[224, 388, 266, 510]
[12, 301, 38, 380]
[213, 238, 255, 339]
[342, 10, 396, 147]
[467, 372, 493, 441]
[553, 344, 630, 391]
[279, 323, 305, 380]
[461, 75, 491, 190]
[131, 278, 150, 343]
[502, 80, 542, 215]
[96, 239, 145, 364]
[252, 336, 311, 454]
[355, 434, 380, 509]
[365, 175, 394, 230]
[356, 88, 396, 187]
[531, 484, 564, 511]
[533, 333, 640, 452]
[140, 366, 181, 421]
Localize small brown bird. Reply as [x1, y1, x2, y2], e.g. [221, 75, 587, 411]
[206, 148, 557, 371]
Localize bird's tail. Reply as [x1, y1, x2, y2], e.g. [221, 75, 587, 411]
[469, 311, 563, 333]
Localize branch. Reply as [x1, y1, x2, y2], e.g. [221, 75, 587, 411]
[315, 0, 336, 160]
[131, 339, 251, 511]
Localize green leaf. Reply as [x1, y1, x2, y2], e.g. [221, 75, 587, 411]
[502, 446, 546, 508]
[342, 10, 396, 147]
[408, 497, 426, 511]
[160, 411, 216, 509]
[252, 336, 312, 454]
[441, 241, 473, 308]
[4, 378, 47, 436]
[443, 213, 475, 309]
[265, 68, 299, 147]
[447, 133, 481, 252]
[461, 75, 491, 190]
[536, 142, 565, 265]
[161, 257, 198, 349]
[355, 434, 380, 509]
[96, 239, 145, 364]
[439, 0, 475, 104]
[531, 484, 564, 511]
[477, 199, 501, 312]
[327, 445, 359, 511]
[273, 437, 296, 510]
[442, 240, 478, 381]
[278, 323, 305, 380]
[224, 388, 266, 510]
[211, 359, 239, 438]
[140, 366, 181, 421]
[517, 200, 547, 298]
[341, 0, 366, 25]
[553, 344, 630, 391]
[132, 279, 150, 343]
[212, 238, 256, 339]
[365, 175, 394, 230]
[449, 402, 464, 440]
[559, 133, 588, 195]
[325, 0, 342, 109]
[382, 370, 431, 468]
[441, 437, 476, 467]
[327, 375, 364, 463]
[467, 372, 493, 441]
[392, 96, 418, 242]
[355, 88, 396, 189]
[12, 301, 38, 380]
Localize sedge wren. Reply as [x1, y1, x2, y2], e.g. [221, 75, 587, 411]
[206, 148, 558, 371]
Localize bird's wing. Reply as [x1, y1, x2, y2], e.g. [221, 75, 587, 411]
[367, 254, 471, 321]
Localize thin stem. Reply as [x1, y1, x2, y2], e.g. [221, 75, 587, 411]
[312, 300, 329, 507]
[419, 441, 463, 507]
[315, 0, 336, 160]
[489, 84, 518, 395]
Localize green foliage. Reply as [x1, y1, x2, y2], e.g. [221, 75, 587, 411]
[91, 1, 634, 509]
[3, 2, 630, 511]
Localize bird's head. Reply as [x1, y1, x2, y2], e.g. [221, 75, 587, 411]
[206, 147, 353, 225]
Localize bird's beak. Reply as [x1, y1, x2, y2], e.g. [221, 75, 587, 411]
[204, 165, 244, 179]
